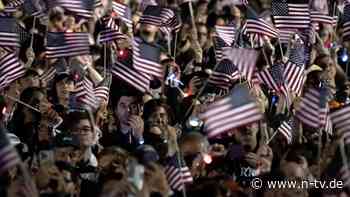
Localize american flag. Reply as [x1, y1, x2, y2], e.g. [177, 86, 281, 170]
[271, 0, 310, 29]
[112, 61, 151, 93]
[139, 0, 158, 12]
[288, 36, 305, 66]
[257, 64, 289, 99]
[0, 17, 20, 48]
[214, 36, 232, 62]
[46, 32, 90, 59]
[208, 59, 239, 91]
[165, 155, 193, 191]
[39, 66, 56, 85]
[330, 105, 350, 143]
[277, 120, 293, 144]
[278, 29, 297, 44]
[139, 5, 162, 26]
[295, 87, 332, 133]
[283, 61, 306, 96]
[199, 83, 263, 137]
[73, 77, 98, 110]
[112, 1, 133, 30]
[94, 0, 103, 7]
[47, 0, 95, 19]
[223, 48, 259, 81]
[0, 124, 21, 175]
[310, 11, 334, 25]
[132, 37, 162, 79]
[94, 74, 111, 104]
[343, 1, 350, 41]
[245, 17, 279, 39]
[215, 25, 236, 46]
[160, 8, 181, 36]
[0, 52, 25, 90]
[97, 15, 127, 44]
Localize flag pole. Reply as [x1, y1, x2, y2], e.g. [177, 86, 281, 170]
[4, 94, 41, 113]
[30, 17, 37, 49]
[103, 43, 107, 79]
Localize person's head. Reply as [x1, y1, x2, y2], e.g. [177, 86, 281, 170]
[197, 23, 209, 48]
[180, 132, 209, 164]
[13, 87, 46, 125]
[49, 6, 66, 31]
[54, 133, 81, 164]
[233, 122, 260, 152]
[111, 84, 143, 128]
[61, 108, 96, 148]
[143, 99, 174, 129]
[50, 73, 75, 107]
[97, 146, 130, 183]
[314, 54, 337, 92]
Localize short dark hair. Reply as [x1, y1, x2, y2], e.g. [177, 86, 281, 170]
[59, 108, 92, 132]
[110, 79, 143, 108]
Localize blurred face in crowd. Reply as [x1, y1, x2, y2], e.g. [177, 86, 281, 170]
[55, 147, 79, 164]
[145, 106, 168, 129]
[198, 25, 208, 48]
[140, 24, 159, 43]
[56, 78, 74, 106]
[71, 119, 95, 148]
[234, 123, 259, 152]
[114, 96, 138, 128]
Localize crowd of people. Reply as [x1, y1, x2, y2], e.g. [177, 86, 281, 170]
[0, 0, 350, 196]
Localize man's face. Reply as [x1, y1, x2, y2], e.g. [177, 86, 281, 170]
[71, 119, 94, 148]
[55, 147, 75, 163]
[114, 96, 138, 126]
[56, 78, 74, 106]
[146, 106, 168, 129]
[198, 26, 208, 48]
[234, 123, 259, 151]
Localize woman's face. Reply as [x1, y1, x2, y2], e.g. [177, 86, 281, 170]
[146, 106, 169, 129]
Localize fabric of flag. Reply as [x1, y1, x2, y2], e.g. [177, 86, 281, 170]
[0, 52, 25, 90]
[271, 0, 310, 29]
[278, 29, 297, 44]
[39, 66, 56, 85]
[112, 1, 133, 30]
[245, 17, 279, 39]
[295, 87, 330, 130]
[47, 0, 94, 19]
[340, 166, 350, 187]
[139, 5, 162, 26]
[214, 36, 232, 62]
[46, 32, 90, 59]
[310, 11, 333, 24]
[199, 83, 263, 137]
[97, 15, 127, 44]
[112, 61, 151, 93]
[164, 155, 193, 191]
[223, 48, 259, 81]
[139, 0, 158, 12]
[0, 124, 20, 175]
[277, 120, 293, 144]
[246, 33, 264, 48]
[208, 59, 239, 91]
[215, 25, 236, 46]
[94, 74, 111, 103]
[73, 77, 98, 110]
[132, 37, 162, 79]
[283, 61, 306, 96]
[343, 1, 350, 41]
[160, 8, 181, 36]
[288, 36, 305, 67]
[330, 105, 350, 140]
[257, 64, 289, 99]
[94, 0, 102, 7]
[0, 17, 20, 48]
